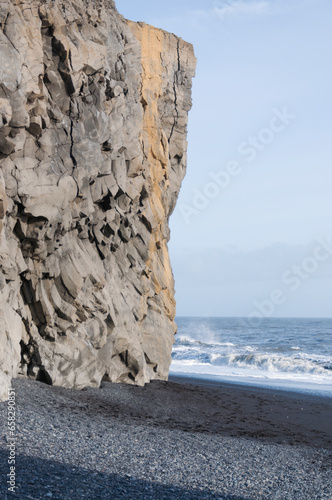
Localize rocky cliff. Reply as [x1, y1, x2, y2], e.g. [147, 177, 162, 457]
[0, 0, 196, 400]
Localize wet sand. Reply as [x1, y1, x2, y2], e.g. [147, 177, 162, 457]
[167, 375, 332, 449]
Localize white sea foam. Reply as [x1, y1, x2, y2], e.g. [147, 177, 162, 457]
[172, 318, 332, 394]
[208, 352, 332, 379]
[294, 352, 332, 363]
[176, 335, 235, 348]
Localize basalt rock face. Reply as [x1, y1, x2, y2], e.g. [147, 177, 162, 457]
[0, 0, 196, 400]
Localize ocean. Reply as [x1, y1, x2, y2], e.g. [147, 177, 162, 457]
[170, 317, 332, 395]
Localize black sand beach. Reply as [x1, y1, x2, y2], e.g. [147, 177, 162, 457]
[168, 375, 332, 449]
[1, 376, 331, 499]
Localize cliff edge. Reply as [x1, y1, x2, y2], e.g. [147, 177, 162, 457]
[0, 0, 196, 400]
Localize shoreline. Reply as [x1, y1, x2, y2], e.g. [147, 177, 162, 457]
[169, 372, 332, 399]
[165, 375, 332, 450]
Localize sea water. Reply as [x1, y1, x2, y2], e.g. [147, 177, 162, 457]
[170, 317, 332, 396]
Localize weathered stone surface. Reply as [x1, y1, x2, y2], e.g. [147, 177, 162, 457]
[0, 0, 196, 400]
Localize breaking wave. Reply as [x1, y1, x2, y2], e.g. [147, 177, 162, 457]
[171, 318, 332, 390]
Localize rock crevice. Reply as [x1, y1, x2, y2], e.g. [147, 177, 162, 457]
[0, 0, 196, 400]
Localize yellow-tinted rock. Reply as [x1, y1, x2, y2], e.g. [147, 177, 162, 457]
[0, 0, 196, 400]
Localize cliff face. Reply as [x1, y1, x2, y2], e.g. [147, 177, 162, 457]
[0, 0, 196, 400]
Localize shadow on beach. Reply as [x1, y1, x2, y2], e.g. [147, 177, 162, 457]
[0, 449, 245, 500]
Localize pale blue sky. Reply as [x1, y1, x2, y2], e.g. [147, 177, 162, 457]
[117, 0, 332, 317]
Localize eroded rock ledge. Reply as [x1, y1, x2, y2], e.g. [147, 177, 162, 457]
[0, 0, 196, 400]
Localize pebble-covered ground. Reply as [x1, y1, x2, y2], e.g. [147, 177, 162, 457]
[0, 377, 331, 499]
